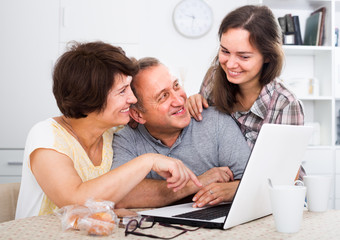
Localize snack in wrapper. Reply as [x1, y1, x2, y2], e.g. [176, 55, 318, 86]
[78, 212, 116, 236]
[57, 199, 118, 236]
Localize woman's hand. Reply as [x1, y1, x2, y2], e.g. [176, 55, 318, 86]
[192, 181, 240, 208]
[186, 94, 209, 121]
[152, 157, 202, 192]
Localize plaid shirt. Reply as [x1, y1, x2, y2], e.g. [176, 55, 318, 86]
[200, 79, 305, 149]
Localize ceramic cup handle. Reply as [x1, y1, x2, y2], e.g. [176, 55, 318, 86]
[294, 180, 304, 186]
[294, 180, 308, 208]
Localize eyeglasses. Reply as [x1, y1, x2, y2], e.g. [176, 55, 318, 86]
[125, 217, 201, 239]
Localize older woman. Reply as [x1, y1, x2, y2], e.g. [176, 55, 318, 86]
[16, 42, 201, 219]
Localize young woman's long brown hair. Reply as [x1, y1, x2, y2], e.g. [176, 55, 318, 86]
[211, 5, 284, 114]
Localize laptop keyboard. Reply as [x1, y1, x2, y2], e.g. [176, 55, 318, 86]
[172, 204, 231, 220]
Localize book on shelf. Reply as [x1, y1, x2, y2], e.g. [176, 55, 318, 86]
[303, 7, 326, 46]
[303, 12, 322, 46]
[284, 14, 295, 44]
[277, 14, 303, 45]
[285, 14, 295, 33]
[278, 14, 296, 45]
[278, 16, 286, 33]
[292, 15, 302, 45]
[311, 7, 326, 46]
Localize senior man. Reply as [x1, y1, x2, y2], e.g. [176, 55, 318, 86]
[112, 57, 250, 208]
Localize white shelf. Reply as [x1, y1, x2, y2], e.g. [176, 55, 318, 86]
[262, 0, 331, 10]
[299, 96, 333, 100]
[283, 45, 332, 55]
[307, 145, 333, 150]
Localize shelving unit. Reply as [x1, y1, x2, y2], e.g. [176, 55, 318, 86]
[250, 0, 339, 209]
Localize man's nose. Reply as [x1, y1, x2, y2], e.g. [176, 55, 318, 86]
[171, 91, 185, 106]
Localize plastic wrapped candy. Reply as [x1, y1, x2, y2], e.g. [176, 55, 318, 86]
[57, 199, 118, 236]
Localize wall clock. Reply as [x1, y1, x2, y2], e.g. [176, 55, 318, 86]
[172, 0, 213, 38]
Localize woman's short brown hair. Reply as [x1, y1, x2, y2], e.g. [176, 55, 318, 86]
[53, 41, 138, 118]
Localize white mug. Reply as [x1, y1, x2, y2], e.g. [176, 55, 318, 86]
[269, 184, 306, 233]
[303, 175, 332, 212]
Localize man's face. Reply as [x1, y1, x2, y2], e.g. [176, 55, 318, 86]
[133, 64, 191, 137]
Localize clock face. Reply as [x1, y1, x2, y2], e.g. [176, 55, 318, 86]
[173, 0, 213, 38]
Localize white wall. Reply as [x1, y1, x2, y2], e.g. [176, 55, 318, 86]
[136, 0, 247, 96]
[0, 0, 247, 148]
[58, 0, 248, 95]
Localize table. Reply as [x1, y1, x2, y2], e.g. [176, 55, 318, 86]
[1, 210, 340, 240]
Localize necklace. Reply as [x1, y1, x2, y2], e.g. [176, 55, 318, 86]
[237, 87, 262, 111]
[237, 97, 251, 112]
[60, 116, 102, 164]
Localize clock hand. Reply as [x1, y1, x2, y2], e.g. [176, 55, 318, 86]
[184, 13, 195, 19]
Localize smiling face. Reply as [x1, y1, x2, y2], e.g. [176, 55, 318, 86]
[132, 64, 191, 139]
[95, 74, 137, 127]
[218, 28, 265, 89]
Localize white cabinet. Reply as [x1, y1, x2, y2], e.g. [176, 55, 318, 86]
[0, 0, 60, 182]
[302, 149, 333, 175]
[302, 148, 334, 208]
[0, 0, 60, 149]
[336, 149, 340, 208]
[0, 150, 24, 183]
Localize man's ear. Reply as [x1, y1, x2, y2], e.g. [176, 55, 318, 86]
[129, 107, 146, 124]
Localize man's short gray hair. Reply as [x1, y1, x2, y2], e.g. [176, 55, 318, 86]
[131, 57, 162, 112]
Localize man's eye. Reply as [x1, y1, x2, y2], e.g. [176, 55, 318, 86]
[159, 92, 169, 101]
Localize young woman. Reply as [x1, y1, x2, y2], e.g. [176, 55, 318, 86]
[187, 5, 304, 178]
[16, 42, 201, 219]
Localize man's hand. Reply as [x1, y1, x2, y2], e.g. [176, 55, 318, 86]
[197, 167, 234, 187]
[192, 181, 240, 208]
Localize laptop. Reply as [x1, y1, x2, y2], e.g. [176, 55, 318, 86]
[138, 124, 313, 229]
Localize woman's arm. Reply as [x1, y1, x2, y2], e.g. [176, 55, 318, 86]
[30, 149, 201, 208]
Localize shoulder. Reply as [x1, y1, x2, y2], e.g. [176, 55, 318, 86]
[262, 80, 303, 111]
[27, 118, 55, 140]
[113, 124, 144, 145]
[270, 79, 300, 103]
[114, 124, 138, 138]
[193, 107, 238, 133]
[24, 118, 57, 156]
[200, 107, 234, 123]
[264, 80, 304, 121]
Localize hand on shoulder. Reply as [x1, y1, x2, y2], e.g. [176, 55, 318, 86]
[186, 94, 209, 121]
